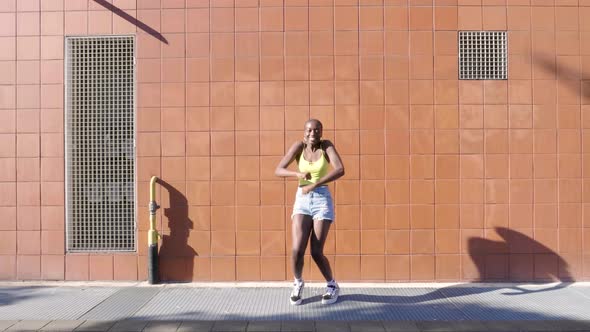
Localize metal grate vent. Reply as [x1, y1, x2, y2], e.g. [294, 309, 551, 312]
[459, 31, 507, 80]
[65, 36, 136, 252]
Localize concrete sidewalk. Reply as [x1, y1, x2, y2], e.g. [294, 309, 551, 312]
[1, 281, 590, 331]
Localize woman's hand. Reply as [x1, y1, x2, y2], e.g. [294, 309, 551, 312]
[301, 184, 316, 194]
[296, 172, 311, 180]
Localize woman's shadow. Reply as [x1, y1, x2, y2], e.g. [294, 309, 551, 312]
[336, 227, 574, 305]
[466, 226, 574, 294]
[157, 180, 197, 282]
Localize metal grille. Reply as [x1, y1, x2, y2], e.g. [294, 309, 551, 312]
[459, 31, 507, 80]
[65, 36, 136, 252]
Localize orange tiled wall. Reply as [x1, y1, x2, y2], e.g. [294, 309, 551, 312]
[1, 0, 590, 282]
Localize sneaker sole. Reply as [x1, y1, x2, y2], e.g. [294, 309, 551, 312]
[290, 283, 304, 306]
[321, 296, 338, 305]
[290, 298, 303, 306]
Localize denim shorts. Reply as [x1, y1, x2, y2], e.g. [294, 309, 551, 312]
[291, 186, 335, 222]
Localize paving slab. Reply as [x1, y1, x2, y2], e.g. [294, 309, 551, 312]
[0, 321, 18, 331]
[516, 320, 565, 331]
[108, 320, 148, 332]
[211, 320, 248, 332]
[39, 320, 84, 331]
[7, 319, 590, 332]
[481, 320, 523, 332]
[72, 320, 116, 332]
[244, 321, 281, 332]
[143, 321, 182, 332]
[177, 321, 215, 332]
[348, 321, 385, 332]
[6, 321, 51, 331]
[415, 321, 460, 332]
[281, 321, 315, 331]
[313, 321, 351, 332]
[449, 320, 491, 332]
[555, 320, 590, 331]
[382, 321, 420, 332]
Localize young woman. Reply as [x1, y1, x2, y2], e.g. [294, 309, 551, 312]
[275, 119, 345, 305]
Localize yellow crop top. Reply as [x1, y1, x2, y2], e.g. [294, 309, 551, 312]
[298, 148, 329, 186]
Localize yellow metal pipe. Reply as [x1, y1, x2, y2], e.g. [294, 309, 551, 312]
[150, 176, 157, 202]
[148, 176, 159, 246]
[148, 176, 159, 284]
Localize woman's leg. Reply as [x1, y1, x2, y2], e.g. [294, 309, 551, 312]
[310, 219, 333, 282]
[291, 214, 313, 279]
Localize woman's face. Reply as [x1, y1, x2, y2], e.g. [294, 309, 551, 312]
[304, 121, 322, 145]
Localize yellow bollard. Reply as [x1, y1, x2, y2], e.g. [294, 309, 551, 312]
[148, 176, 160, 284]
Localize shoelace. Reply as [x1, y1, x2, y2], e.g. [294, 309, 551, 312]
[324, 284, 337, 297]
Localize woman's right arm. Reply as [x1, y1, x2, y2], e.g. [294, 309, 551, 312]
[275, 141, 307, 179]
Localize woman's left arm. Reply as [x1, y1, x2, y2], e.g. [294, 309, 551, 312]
[301, 140, 345, 193]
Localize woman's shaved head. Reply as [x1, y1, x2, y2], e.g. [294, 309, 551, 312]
[305, 118, 323, 129]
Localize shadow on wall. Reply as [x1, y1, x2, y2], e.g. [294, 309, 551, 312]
[469, 227, 574, 284]
[157, 180, 197, 282]
[462, 52, 585, 285]
[465, 51, 589, 285]
[330, 229, 577, 307]
[92, 0, 168, 44]
[532, 53, 590, 104]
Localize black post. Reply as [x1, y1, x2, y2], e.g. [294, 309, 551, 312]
[148, 243, 158, 284]
[148, 180, 160, 284]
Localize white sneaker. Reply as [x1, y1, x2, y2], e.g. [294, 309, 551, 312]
[321, 282, 339, 305]
[290, 280, 304, 305]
